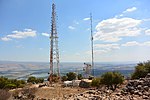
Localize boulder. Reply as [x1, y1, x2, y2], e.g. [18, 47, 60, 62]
[79, 80, 91, 88]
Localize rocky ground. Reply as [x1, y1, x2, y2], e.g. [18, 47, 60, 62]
[9, 74, 150, 100]
[65, 74, 150, 100]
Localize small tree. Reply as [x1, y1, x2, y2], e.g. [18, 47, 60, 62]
[100, 72, 124, 90]
[66, 72, 76, 81]
[27, 76, 44, 84]
[27, 76, 36, 83]
[0, 77, 26, 89]
[51, 74, 59, 83]
[132, 60, 150, 79]
[61, 76, 67, 82]
[47, 74, 60, 83]
[78, 74, 83, 80]
[113, 72, 124, 89]
[91, 78, 100, 87]
[36, 78, 44, 83]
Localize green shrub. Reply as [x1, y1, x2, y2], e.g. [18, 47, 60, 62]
[5, 83, 17, 89]
[78, 74, 83, 80]
[132, 61, 150, 79]
[91, 78, 100, 87]
[36, 78, 44, 83]
[0, 76, 26, 89]
[27, 76, 36, 83]
[27, 76, 44, 84]
[52, 74, 60, 82]
[61, 76, 67, 82]
[100, 72, 124, 90]
[66, 72, 77, 81]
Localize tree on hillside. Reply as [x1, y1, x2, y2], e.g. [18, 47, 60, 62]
[66, 72, 76, 81]
[100, 72, 124, 90]
[0, 77, 26, 89]
[61, 76, 67, 82]
[91, 78, 100, 87]
[27, 76, 44, 84]
[132, 60, 150, 79]
[27, 76, 36, 83]
[77, 74, 83, 80]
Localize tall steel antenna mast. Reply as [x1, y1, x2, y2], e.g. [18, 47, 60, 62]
[90, 13, 94, 76]
[49, 1, 60, 83]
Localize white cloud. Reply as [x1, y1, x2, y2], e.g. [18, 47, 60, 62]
[123, 7, 137, 13]
[83, 17, 90, 21]
[122, 41, 150, 47]
[145, 29, 150, 35]
[1, 29, 37, 41]
[73, 21, 79, 25]
[42, 33, 49, 37]
[143, 41, 150, 46]
[39, 48, 43, 50]
[86, 49, 107, 55]
[87, 28, 90, 31]
[16, 45, 24, 48]
[86, 43, 120, 55]
[75, 53, 80, 56]
[68, 26, 75, 30]
[94, 43, 120, 51]
[94, 17, 142, 42]
[142, 18, 150, 22]
[122, 41, 140, 46]
[115, 7, 137, 18]
[1, 37, 12, 41]
[119, 14, 123, 17]
[94, 50, 108, 54]
[7, 29, 36, 39]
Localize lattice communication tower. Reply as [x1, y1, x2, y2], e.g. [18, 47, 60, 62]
[49, 2, 60, 83]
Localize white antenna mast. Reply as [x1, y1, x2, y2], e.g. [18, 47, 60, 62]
[90, 13, 94, 76]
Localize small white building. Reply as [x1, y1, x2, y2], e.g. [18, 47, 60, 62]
[72, 80, 81, 87]
[63, 80, 81, 87]
[63, 81, 72, 87]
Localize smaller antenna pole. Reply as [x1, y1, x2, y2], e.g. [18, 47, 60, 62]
[90, 13, 94, 76]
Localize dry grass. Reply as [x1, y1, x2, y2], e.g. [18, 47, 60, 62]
[34, 84, 86, 99]
[0, 89, 11, 100]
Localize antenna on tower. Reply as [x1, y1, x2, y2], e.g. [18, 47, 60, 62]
[90, 13, 94, 76]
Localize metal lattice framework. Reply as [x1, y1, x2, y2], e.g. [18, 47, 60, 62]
[49, 2, 60, 83]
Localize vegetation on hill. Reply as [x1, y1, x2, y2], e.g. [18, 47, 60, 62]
[77, 74, 83, 80]
[0, 76, 26, 89]
[47, 74, 61, 83]
[66, 72, 77, 81]
[91, 71, 124, 90]
[27, 76, 44, 84]
[91, 78, 100, 87]
[61, 72, 77, 81]
[61, 75, 68, 81]
[100, 71, 124, 90]
[132, 60, 150, 79]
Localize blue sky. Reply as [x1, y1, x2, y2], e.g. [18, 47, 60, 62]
[0, 0, 150, 62]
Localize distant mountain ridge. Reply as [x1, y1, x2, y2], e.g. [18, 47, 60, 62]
[0, 61, 137, 80]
